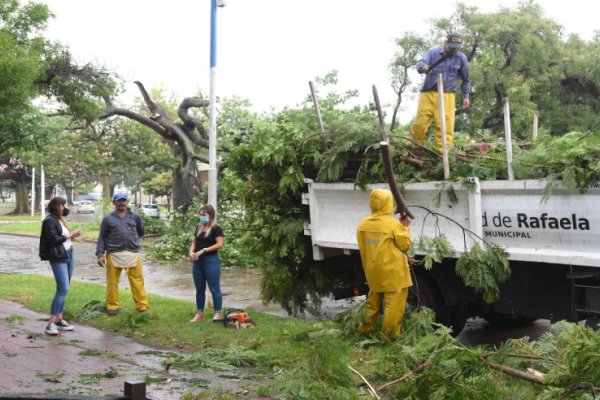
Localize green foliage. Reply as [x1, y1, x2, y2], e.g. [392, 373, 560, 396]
[171, 345, 260, 372]
[3, 274, 600, 398]
[514, 131, 600, 192]
[68, 300, 106, 322]
[266, 338, 356, 400]
[142, 171, 173, 199]
[415, 235, 452, 270]
[140, 214, 166, 235]
[147, 201, 199, 262]
[455, 243, 511, 303]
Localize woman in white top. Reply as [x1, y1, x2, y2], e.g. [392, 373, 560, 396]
[39, 197, 81, 335]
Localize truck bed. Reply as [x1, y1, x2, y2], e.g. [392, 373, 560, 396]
[303, 179, 600, 267]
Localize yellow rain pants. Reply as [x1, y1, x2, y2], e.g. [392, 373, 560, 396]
[105, 253, 149, 312]
[356, 189, 412, 338]
[411, 91, 456, 151]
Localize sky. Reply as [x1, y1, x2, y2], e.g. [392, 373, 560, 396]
[40, 0, 597, 123]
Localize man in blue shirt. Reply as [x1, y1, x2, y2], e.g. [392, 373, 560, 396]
[411, 33, 470, 151]
[96, 193, 148, 315]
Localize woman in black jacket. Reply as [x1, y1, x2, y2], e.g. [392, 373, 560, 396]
[39, 197, 81, 335]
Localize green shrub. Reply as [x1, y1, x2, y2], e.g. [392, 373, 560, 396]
[141, 214, 166, 235]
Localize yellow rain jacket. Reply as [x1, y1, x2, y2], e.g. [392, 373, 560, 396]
[356, 189, 412, 292]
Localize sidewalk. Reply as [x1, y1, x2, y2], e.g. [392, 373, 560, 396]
[0, 299, 243, 399]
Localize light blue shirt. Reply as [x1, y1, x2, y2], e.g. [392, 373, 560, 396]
[417, 47, 470, 98]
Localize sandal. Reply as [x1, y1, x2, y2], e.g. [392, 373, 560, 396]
[190, 312, 205, 322]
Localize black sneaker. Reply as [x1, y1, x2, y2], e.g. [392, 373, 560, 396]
[107, 310, 119, 316]
[55, 319, 74, 331]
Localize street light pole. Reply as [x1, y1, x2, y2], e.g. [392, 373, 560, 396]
[208, 0, 224, 210]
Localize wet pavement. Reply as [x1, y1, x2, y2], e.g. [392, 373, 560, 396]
[0, 299, 258, 399]
[0, 233, 359, 318]
[0, 233, 282, 315]
[0, 233, 553, 345]
[0, 231, 559, 398]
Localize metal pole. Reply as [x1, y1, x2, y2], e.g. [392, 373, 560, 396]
[208, 0, 219, 210]
[31, 167, 35, 216]
[308, 81, 325, 134]
[40, 166, 45, 220]
[437, 73, 450, 179]
[503, 97, 515, 180]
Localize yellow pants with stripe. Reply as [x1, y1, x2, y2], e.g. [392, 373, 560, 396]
[411, 91, 456, 151]
[105, 253, 149, 312]
[357, 287, 409, 338]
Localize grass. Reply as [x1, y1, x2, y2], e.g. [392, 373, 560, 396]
[0, 221, 42, 235]
[0, 274, 374, 398]
[0, 219, 99, 240]
[0, 203, 39, 221]
[4, 274, 589, 399]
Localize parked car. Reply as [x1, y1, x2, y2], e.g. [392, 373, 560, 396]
[77, 200, 95, 214]
[139, 203, 160, 218]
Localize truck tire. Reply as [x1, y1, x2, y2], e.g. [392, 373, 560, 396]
[482, 308, 536, 328]
[408, 278, 459, 334]
[584, 316, 600, 330]
[449, 303, 468, 335]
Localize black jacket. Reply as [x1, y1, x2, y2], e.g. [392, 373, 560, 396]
[39, 216, 68, 261]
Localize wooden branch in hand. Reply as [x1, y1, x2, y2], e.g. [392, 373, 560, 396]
[372, 85, 414, 219]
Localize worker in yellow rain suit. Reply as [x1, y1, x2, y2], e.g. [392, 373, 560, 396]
[356, 188, 412, 338]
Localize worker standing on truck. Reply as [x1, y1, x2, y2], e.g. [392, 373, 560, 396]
[411, 32, 470, 151]
[356, 188, 412, 339]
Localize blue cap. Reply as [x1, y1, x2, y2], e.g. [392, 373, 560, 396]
[447, 33, 463, 48]
[113, 193, 129, 201]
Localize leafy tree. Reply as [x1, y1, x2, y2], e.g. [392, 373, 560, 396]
[389, 33, 429, 130]
[0, 0, 119, 213]
[223, 75, 381, 314]
[101, 83, 211, 209]
[143, 171, 173, 211]
[393, 2, 600, 139]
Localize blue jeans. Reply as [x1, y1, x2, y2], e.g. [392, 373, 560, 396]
[49, 250, 74, 316]
[192, 254, 222, 312]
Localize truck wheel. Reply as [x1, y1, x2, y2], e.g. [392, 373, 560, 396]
[483, 308, 536, 328]
[408, 279, 454, 333]
[584, 316, 600, 330]
[450, 303, 468, 335]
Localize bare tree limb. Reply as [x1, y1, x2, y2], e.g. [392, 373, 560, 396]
[488, 361, 545, 384]
[348, 365, 381, 399]
[377, 359, 433, 391]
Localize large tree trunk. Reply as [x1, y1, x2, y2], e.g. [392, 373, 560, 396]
[101, 81, 212, 211]
[64, 187, 74, 205]
[45, 184, 55, 202]
[101, 169, 111, 204]
[172, 164, 194, 210]
[13, 179, 29, 215]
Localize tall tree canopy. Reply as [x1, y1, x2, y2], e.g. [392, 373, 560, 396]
[391, 1, 600, 138]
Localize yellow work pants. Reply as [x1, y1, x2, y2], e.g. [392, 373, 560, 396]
[357, 287, 409, 338]
[105, 253, 149, 312]
[411, 91, 456, 151]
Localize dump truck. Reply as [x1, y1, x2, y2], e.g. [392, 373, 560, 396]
[302, 178, 600, 333]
